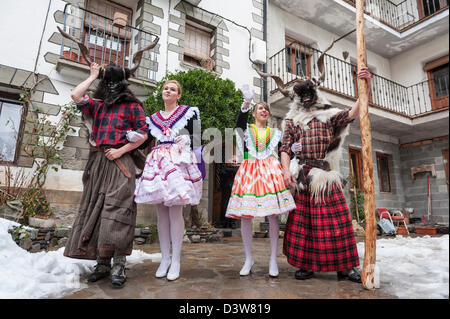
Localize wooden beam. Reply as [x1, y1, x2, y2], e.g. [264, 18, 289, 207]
[356, 0, 376, 290]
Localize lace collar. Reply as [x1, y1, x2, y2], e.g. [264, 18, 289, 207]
[236, 124, 282, 160]
[147, 105, 199, 142]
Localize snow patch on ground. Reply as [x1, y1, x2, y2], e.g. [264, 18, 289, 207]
[0, 218, 161, 299]
[357, 235, 449, 299]
[1, 217, 448, 299]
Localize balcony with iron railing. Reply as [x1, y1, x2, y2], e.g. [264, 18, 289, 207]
[268, 41, 449, 118]
[57, 4, 159, 83]
[344, 0, 449, 31]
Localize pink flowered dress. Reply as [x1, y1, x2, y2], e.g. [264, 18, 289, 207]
[134, 105, 203, 206]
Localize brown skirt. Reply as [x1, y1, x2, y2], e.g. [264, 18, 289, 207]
[64, 151, 137, 260]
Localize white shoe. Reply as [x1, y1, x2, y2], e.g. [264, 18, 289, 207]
[167, 272, 180, 281]
[239, 261, 254, 276]
[269, 269, 279, 277]
[269, 262, 279, 278]
[155, 260, 171, 278]
[167, 262, 180, 281]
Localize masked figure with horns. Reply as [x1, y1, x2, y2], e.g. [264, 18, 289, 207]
[254, 43, 372, 282]
[60, 27, 159, 288]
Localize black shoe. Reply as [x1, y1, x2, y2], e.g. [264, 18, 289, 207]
[337, 268, 362, 283]
[87, 265, 110, 282]
[110, 265, 126, 289]
[295, 269, 314, 280]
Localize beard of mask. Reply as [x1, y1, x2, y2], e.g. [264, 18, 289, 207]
[293, 80, 318, 109]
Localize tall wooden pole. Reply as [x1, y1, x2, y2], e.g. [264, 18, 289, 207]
[356, 0, 376, 290]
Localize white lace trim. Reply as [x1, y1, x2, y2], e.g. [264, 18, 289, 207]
[146, 106, 200, 142]
[236, 124, 282, 160]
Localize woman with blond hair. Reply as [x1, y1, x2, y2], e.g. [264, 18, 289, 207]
[226, 85, 296, 277]
[135, 80, 202, 281]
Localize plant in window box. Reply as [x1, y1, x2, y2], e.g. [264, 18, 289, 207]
[62, 51, 87, 64]
[200, 58, 215, 71]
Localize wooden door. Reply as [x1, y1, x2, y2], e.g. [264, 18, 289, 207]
[349, 147, 363, 190]
[285, 37, 312, 78]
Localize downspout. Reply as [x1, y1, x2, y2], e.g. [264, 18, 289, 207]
[166, 0, 172, 73]
[34, 0, 52, 74]
[263, 0, 268, 102]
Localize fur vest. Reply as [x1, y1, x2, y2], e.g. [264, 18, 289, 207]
[284, 95, 350, 203]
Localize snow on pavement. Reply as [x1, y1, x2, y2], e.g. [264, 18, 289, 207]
[357, 235, 449, 299]
[0, 218, 161, 299]
[1, 218, 448, 299]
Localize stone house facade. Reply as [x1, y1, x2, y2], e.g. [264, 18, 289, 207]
[0, 0, 448, 228]
[266, 0, 449, 224]
[0, 0, 267, 227]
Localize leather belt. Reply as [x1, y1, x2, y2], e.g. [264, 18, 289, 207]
[298, 158, 331, 171]
[91, 145, 131, 179]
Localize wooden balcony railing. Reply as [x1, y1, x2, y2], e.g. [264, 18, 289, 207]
[344, 0, 449, 31]
[268, 42, 449, 117]
[59, 4, 159, 82]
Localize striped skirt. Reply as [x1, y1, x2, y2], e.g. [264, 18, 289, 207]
[283, 183, 360, 272]
[225, 157, 296, 219]
[134, 143, 202, 206]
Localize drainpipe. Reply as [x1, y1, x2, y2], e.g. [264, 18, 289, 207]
[263, 0, 268, 102]
[166, 0, 172, 74]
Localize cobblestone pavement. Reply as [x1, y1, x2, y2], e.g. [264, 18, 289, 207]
[64, 237, 396, 299]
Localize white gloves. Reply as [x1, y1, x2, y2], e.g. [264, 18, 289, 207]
[175, 135, 191, 146]
[241, 85, 255, 112]
[126, 130, 146, 143]
[242, 84, 255, 103]
[175, 135, 191, 164]
[291, 142, 302, 153]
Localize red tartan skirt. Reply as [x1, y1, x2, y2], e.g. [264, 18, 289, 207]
[283, 183, 360, 272]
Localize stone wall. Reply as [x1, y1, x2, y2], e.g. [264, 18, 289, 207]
[399, 137, 449, 224]
[343, 130, 406, 211]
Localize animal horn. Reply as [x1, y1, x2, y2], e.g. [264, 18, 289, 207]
[317, 38, 335, 84]
[252, 65, 294, 100]
[129, 36, 160, 75]
[57, 26, 92, 66]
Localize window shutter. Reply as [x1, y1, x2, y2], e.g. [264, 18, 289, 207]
[184, 24, 211, 60]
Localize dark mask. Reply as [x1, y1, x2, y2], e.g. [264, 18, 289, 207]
[107, 80, 123, 96]
[95, 64, 129, 106]
[293, 80, 318, 108]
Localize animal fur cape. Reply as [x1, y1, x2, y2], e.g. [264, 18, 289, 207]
[284, 94, 350, 203]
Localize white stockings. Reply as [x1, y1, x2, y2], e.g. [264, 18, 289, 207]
[240, 216, 280, 277]
[155, 204, 185, 281]
[240, 218, 254, 275]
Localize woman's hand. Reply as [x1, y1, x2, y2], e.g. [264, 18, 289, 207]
[175, 135, 190, 146]
[241, 84, 255, 112]
[105, 148, 124, 161]
[242, 84, 255, 103]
